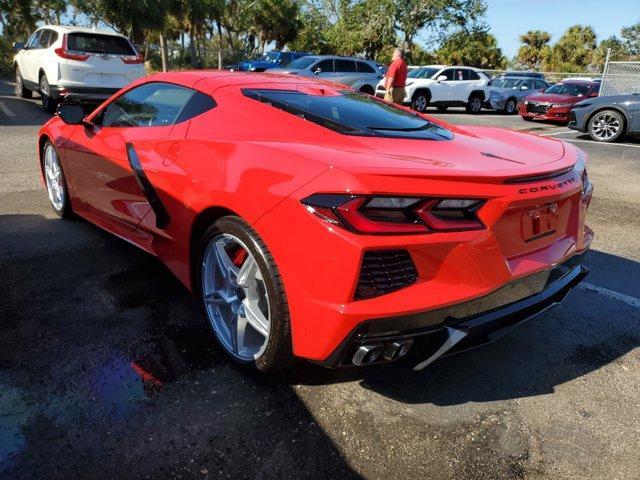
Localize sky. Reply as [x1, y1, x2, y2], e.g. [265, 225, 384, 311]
[485, 0, 640, 58]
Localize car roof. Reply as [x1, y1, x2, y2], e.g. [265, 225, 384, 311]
[311, 55, 376, 63]
[495, 76, 539, 81]
[37, 24, 127, 38]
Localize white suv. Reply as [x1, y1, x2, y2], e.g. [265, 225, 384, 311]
[376, 65, 491, 114]
[13, 25, 145, 112]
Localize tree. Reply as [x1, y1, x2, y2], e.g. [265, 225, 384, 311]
[621, 20, 640, 56]
[593, 36, 629, 70]
[437, 28, 506, 69]
[543, 25, 597, 72]
[250, 0, 300, 51]
[517, 30, 551, 69]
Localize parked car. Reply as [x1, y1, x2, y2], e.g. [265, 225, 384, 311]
[569, 93, 640, 142]
[39, 71, 592, 372]
[267, 55, 382, 95]
[233, 50, 311, 72]
[13, 25, 144, 113]
[486, 76, 550, 114]
[519, 80, 600, 123]
[499, 70, 547, 81]
[376, 65, 491, 113]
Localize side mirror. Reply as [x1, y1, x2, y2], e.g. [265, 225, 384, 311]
[437, 75, 447, 82]
[13, 42, 25, 51]
[57, 104, 87, 125]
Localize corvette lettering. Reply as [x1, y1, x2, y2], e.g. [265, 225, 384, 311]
[518, 177, 578, 194]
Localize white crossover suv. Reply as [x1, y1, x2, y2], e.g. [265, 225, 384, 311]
[13, 25, 145, 112]
[376, 65, 491, 114]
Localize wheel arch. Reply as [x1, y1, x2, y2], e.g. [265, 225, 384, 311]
[37, 134, 51, 182]
[586, 106, 629, 134]
[411, 87, 431, 100]
[358, 83, 375, 95]
[468, 89, 486, 101]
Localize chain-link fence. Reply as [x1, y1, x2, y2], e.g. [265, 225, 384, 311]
[599, 60, 640, 96]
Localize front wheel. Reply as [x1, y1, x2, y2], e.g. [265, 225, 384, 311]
[466, 95, 483, 114]
[198, 217, 293, 372]
[39, 74, 58, 114]
[42, 141, 72, 218]
[504, 98, 517, 115]
[588, 110, 625, 142]
[15, 68, 32, 99]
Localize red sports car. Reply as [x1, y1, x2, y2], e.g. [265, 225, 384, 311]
[519, 80, 600, 123]
[38, 71, 593, 372]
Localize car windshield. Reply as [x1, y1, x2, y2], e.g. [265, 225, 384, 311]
[242, 89, 453, 140]
[67, 33, 135, 55]
[407, 67, 440, 79]
[491, 78, 523, 88]
[285, 56, 319, 69]
[258, 51, 279, 62]
[544, 83, 591, 96]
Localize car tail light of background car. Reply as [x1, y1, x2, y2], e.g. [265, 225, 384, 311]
[301, 194, 485, 235]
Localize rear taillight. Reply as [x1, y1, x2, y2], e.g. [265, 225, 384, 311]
[121, 54, 144, 64]
[55, 34, 90, 61]
[302, 194, 484, 235]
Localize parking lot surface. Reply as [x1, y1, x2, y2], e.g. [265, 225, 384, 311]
[1, 79, 639, 479]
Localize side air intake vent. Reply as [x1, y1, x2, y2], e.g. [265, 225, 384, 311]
[355, 250, 418, 300]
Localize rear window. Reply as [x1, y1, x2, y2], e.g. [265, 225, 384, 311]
[242, 89, 453, 140]
[68, 33, 135, 55]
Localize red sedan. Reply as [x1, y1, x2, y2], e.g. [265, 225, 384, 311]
[519, 80, 600, 123]
[38, 71, 593, 372]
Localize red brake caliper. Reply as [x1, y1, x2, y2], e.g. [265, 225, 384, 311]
[232, 247, 248, 268]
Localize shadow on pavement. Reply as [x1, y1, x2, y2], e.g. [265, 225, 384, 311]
[0, 213, 360, 480]
[0, 78, 50, 127]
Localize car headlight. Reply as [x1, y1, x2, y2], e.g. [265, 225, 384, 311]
[248, 65, 257, 71]
[551, 103, 572, 108]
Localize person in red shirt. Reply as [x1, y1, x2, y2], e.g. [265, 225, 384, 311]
[384, 47, 408, 105]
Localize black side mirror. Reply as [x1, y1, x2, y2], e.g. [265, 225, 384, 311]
[57, 104, 87, 125]
[13, 42, 25, 51]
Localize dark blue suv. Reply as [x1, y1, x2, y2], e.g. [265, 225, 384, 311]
[233, 51, 312, 72]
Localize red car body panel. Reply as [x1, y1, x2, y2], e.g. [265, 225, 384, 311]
[38, 71, 593, 363]
[519, 81, 599, 123]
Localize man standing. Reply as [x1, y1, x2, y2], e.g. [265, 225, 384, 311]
[384, 47, 408, 105]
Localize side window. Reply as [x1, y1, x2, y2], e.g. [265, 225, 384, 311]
[279, 53, 291, 65]
[95, 82, 216, 128]
[357, 61, 376, 74]
[335, 59, 358, 72]
[25, 31, 41, 49]
[591, 84, 600, 95]
[37, 30, 52, 49]
[468, 69, 481, 80]
[440, 69, 455, 81]
[314, 59, 334, 73]
[454, 69, 469, 81]
[48, 31, 59, 47]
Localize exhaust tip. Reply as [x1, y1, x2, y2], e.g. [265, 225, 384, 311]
[382, 339, 414, 361]
[352, 344, 383, 366]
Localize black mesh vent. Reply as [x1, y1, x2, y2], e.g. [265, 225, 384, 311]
[355, 250, 418, 300]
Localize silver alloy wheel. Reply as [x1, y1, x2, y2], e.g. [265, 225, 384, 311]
[40, 76, 49, 98]
[505, 99, 516, 114]
[591, 112, 621, 141]
[15, 71, 23, 95]
[43, 145, 65, 211]
[412, 95, 427, 111]
[470, 97, 482, 112]
[201, 233, 270, 361]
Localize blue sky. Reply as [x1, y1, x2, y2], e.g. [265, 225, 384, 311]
[485, 0, 640, 58]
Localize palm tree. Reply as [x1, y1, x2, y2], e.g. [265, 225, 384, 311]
[517, 30, 551, 69]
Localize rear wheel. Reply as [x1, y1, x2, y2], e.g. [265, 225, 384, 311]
[39, 74, 58, 114]
[466, 94, 483, 114]
[588, 110, 625, 142]
[504, 98, 517, 115]
[198, 216, 293, 372]
[411, 92, 430, 112]
[15, 67, 32, 99]
[359, 85, 374, 95]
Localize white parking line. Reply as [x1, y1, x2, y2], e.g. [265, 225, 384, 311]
[578, 282, 640, 309]
[0, 100, 16, 117]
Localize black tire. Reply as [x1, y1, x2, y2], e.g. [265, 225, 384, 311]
[15, 67, 32, 99]
[466, 94, 483, 114]
[41, 140, 73, 218]
[411, 92, 430, 112]
[504, 98, 517, 115]
[436, 106, 448, 112]
[359, 85, 375, 95]
[39, 74, 58, 114]
[522, 116, 535, 122]
[587, 109, 625, 143]
[197, 216, 293, 372]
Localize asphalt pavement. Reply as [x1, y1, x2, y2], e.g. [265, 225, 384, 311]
[1, 78, 639, 480]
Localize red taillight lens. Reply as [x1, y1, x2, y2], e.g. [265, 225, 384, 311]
[121, 54, 144, 64]
[302, 194, 484, 235]
[55, 34, 90, 61]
